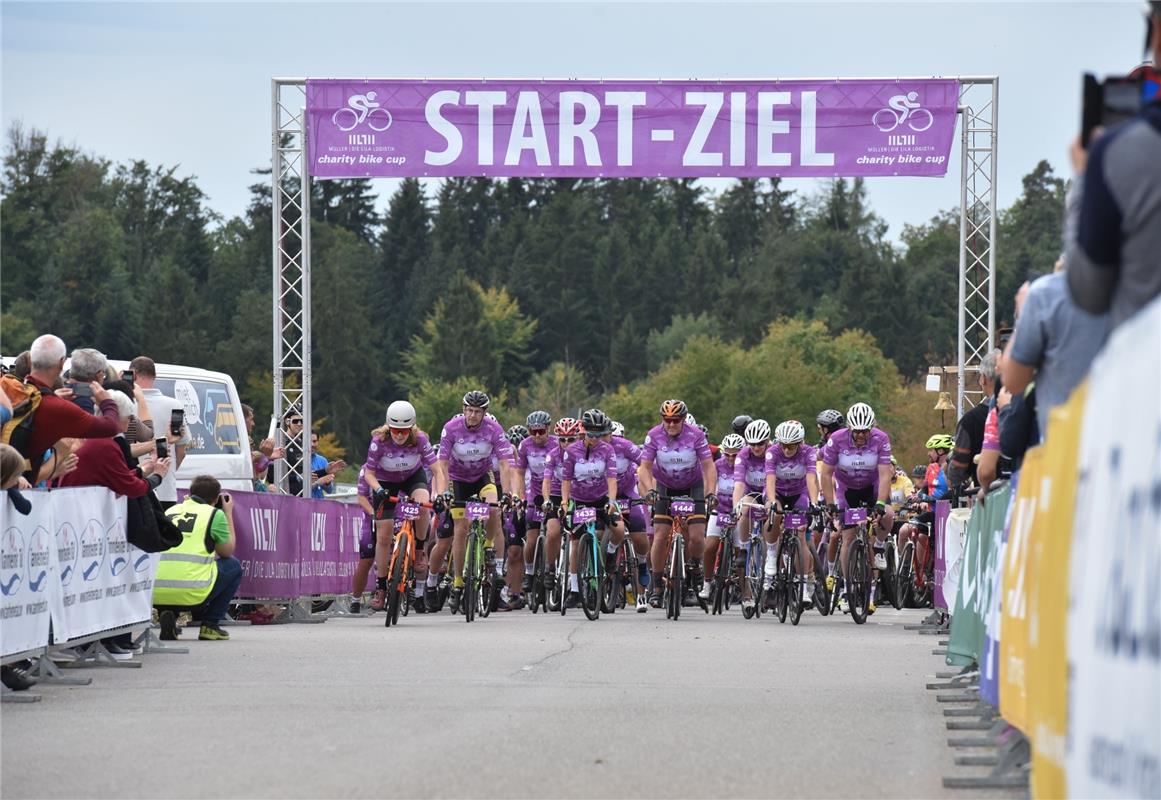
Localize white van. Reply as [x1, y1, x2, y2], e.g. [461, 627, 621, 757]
[106, 360, 254, 492]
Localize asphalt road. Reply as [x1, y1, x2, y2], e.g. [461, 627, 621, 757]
[1, 603, 1020, 799]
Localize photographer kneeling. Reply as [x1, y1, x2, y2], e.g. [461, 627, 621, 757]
[154, 476, 241, 642]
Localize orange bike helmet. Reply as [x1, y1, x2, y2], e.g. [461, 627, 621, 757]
[659, 399, 687, 419]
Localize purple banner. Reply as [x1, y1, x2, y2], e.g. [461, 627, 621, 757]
[933, 500, 951, 611]
[181, 490, 365, 598]
[306, 79, 959, 179]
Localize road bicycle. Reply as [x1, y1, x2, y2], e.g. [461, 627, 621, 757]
[771, 506, 817, 626]
[603, 498, 651, 614]
[659, 496, 703, 621]
[383, 495, 434, 627]
[524, 506, 550, 613]
[810, 508, 834, 617]
[456, 497, 503, 624]
[708, 494, 764, 616]
[839, 505, 877, 625]
[895, 505, 934, 609]
[569, 504, 604, 622]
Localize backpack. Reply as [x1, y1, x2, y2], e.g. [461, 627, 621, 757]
[1, 374, 51, 475]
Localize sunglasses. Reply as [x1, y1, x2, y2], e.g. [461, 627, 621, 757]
[529, 428, 548, 435]
[662, 417, 683, 424]
[559, 436, 577, 444]
[584, 431, 603, 438]
[389, 427, 411, 435]
[289, 418, 303, 426]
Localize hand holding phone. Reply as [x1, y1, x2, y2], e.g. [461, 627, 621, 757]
[155, 437, 169, 461]
[121, 370, 135, 384]
[170, 408, 185, 437]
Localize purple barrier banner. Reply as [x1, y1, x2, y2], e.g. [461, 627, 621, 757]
[180, 490, 365, 599]
[932, 500, 951, 611]
[306, 78, 959, 180]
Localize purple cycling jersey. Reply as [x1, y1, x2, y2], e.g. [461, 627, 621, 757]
[611, 436, 642, 497]
[764, 443, 818, 497]
[362, 430, 437, 484]
[732, 446, 768, 493]
[542, 445, 567, 496]
[517, 435, 558, 498]
[562, 440, 617, 503]
[641, 422, 712, 490]
[713, 455, 738, 509]
[438, 414, 514, 483]
[820, 428, 892, 492]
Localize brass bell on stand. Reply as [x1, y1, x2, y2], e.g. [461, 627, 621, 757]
[934, 391, 955, 427]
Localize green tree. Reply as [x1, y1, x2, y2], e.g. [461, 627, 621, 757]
[408, 376, 508, 439]
[996, 160, 1066, 326]
[645, 312, 723, 372]
[515, 361, 591, 421]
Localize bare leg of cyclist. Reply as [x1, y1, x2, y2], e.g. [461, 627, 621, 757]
[649, 522, 672, 603]
[545, 519, 562, 577]
[451, 518, 469, 587]
[737, 521, 752, 601]
[351, 557, 373, 599]
[506, 544, 523, 599]
[629, 531, 650, 603]
[764, 516, 781, 588]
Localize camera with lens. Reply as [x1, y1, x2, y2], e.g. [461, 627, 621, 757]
[1081, 65, 1160, 148]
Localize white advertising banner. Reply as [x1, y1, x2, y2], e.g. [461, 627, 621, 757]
[943, 507, 971, 613]
[1, 494, 55, 656]
[1066, 298, 1161, 800]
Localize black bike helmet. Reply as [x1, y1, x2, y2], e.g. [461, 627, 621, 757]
[506, 424, 530, 446]
[525, 410, 552, 429]
[462, 390, 490, 409]
[731, 414, 753, 436]
[581, 408, 611, 435]
[816, 409, 844, 429]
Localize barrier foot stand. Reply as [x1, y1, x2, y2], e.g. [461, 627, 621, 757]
[2, 683, 41, 703]
[61, 641, 143, 669]
[277, 598, 327, 624]
[320, 595, 367, 618]
[955, 755, 999, 767]
[937, 688, 980, 703]
[947, 737, 996, 748]
[135, 627, 189, 655]
[942, 775, 1027, 790]
[33, 655, 91, 686]
[944, 703, 996, 718]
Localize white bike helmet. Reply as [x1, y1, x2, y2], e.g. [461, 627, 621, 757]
[847, 402, 876, 431]
[743, 419, 771, 445]
[685, 412, 697, 426]
[611, 421, 625, 437]
[386, 400, 416, 428]
[774, 420, 805, 445]
[720, 433, 745, 453]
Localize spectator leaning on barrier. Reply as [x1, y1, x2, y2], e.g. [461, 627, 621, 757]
[1003, 258, 1110, 442]
[13, 335, 121, 480]
[129, 356, 191, 509]
[57, 390, 171, 498]
[947, 349, 1001, 489]
[155, 475, 242, 642]
[1065, 2, 1161, 331]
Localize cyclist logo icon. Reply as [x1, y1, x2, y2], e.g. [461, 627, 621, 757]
[333, 92, 393, 133]
[872, 91, 934, 133]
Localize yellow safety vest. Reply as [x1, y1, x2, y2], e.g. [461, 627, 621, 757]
[155, 500, 220, 606]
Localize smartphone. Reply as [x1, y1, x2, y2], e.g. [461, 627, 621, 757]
[1081, 70, 1158, 148]
[170, 408, 184, 437]
[73, 383, 92, 398]
[155, 438, 168, 460]
[121, 370, 135, 384]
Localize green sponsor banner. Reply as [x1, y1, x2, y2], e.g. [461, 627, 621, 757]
[947, 484, 1011, 668]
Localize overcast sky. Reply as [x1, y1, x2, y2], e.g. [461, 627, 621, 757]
[1, 1, 1144, 242]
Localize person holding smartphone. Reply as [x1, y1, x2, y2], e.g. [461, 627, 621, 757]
[128, 356, 191, 509]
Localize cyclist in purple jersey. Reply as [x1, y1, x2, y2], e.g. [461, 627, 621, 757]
[540, 417, 582, 597]
[513, 411, 556, 596]
[700, 434, 747, 603]
[347, 468, 377, 614]
[819, 402, 895, 613]
[637, 399, 716, 608]
[606, 421, 650, 611]
[559, 409, 623, 608]
[427, 391, 515, 613]
[762, 419, 820, 605]
[360, 401, 437, 611]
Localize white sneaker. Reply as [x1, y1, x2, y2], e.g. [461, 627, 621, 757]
[698, 582, 713, 600]
[742, 598, 755, 611]
[636, 594, 648, 613]
[838, 595, 850, 614]
[873, 552, 887, 571]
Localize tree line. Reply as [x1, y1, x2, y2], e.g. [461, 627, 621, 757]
[0, 124, 1067, 470]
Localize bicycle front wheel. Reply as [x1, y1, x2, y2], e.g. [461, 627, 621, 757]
[848, 539, 868, 624]
[531, 535, 545, 614]
[464, 534, 478, 623]
[668, 536, 683, 621]
[787, 537, 803, 626]
[578, 533, 600, 621]
[557, 533, 570, 617]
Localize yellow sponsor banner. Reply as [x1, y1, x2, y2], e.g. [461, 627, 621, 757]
[1027, 383, 1087, 800]
[999, 445, 1042, 734]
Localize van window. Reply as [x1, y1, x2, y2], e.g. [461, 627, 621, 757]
[153, 377, 243, 456]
